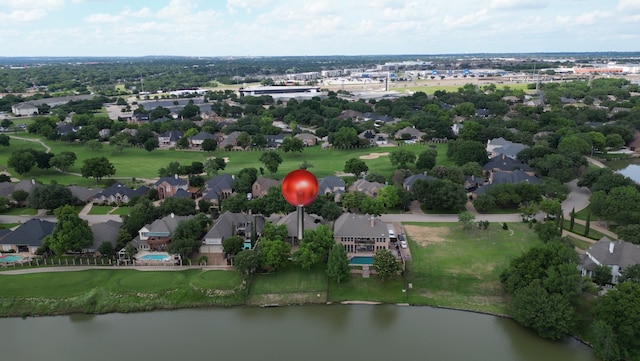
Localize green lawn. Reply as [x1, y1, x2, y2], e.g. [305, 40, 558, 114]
[88, 205, 112, 215]
[328, 277, 407, 304]
[2, 135, 453, 184]
[0, 269, 243, 298]
[110, 206, 131, 215]
[0, 207, 38, 216]
[0, 223, 19, 229]
[574, 205, 591, 221]
[250, 264, 328, 294]
[562, 219, 606, 240]
[395, 83, 530, 95]
[403, 222, 541, 314]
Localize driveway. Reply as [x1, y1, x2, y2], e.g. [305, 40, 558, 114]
[561, 180, 591, 216]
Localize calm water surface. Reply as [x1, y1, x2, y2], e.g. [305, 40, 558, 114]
[0, 305, 597, 361]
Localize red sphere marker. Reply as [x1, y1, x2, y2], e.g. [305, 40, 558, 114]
[281, 170, 319, 207]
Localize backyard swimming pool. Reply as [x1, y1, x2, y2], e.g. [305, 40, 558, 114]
[349, 256, 373, 265]
[138, 254, 171, 261]
[0, 255, 23, 263]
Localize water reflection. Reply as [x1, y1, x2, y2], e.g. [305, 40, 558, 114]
[0, 305, 597, 361]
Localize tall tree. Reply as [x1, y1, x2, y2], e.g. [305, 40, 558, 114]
[48, 205, 93, 255]
[344, 158, 368, 176]
[8, 149, 36, 175]
[49, 151, 77, 171]
[593, 282, 640, 361]
[27, 183, 77, 211]
[259, 151, 283, 175]
[80, 157, 116, 183]
[202, 138, 218, 152]
[234, 249, 260, 275]
[327, 243, 350, 283]
[372, 249, 400, 281]
[281, 136, 304, 153]
[389, 149, 416, 169]
[416, 148, 437, 171]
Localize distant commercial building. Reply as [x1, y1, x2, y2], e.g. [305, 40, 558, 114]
[238, 86, 321, 99]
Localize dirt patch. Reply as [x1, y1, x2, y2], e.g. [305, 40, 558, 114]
[404, 225, 450, 247]
[334, 171, 354, 177]
[359, 152, 390, 160]
[247, 292, 326, 306]
[206, 156, 230, 163]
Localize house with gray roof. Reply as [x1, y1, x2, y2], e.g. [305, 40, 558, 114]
[153, 175, 189, 200]
[403, 174, 436, 192]
[318, 176, 345, 195]
[333, 213, 390, 254]
[0, 219, 55, 255]
[200, 211, 265, 254]
[490, 170, 540, 185]
[295, 133, 318, 146]
[133, 213, 194, 251]
[69, 185, 100, 203]
[157, 130, 183, 149]
[202, 174, 234, 205]
[85, 220, 122, 255]
[188, 131, 216, 149]
[483, 154, 534, 174]
[273, 211, 322, 245]
[350, 179, 385, 197]
[579, 237, 640, 283]
[219, 131, 241, 149]
[92, 183, 149, 205]
[252, 177, 280, 199]
[394, 126, 425, 140]
[486, 137, 528, 159]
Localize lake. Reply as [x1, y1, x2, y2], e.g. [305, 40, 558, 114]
[0, 305, 597, 361]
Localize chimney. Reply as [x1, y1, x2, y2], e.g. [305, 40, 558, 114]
[171, 212, 175, 219]
[174, 174, 178, 180]
[609, 242, 615, 254]
[370, 215, 375, 227]
[31, 178, 35, 185]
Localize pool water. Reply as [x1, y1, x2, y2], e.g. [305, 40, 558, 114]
[139, 254, 170, 261]
[0, 255, 23, 263]
[349, 256, 373, 265]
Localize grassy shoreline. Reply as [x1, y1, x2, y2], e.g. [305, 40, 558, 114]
[0, 222, 540, 318]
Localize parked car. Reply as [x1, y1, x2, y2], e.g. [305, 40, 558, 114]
[400, 240, 408, 249]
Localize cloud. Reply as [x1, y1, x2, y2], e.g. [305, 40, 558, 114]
[443, 8, 489, 29]
[0, 0, 64, 9]
[617, 0, 640, 11]
[490, 0, 548, 10]
[226, 0, 273, 14]
[0, 9, 48, 22]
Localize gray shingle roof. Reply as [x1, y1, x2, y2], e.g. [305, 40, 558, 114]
[492, 170, 540, 185]
[585, 237, 640, 268]
[204, 211, 265, 239]
[403, 174, 436, 187]
[188, 131, 216, 141]
[483, 155, 533, 172]
[203, 174, 234, 200]
[275, 212, 322, 238]
[144, 214, 195, 234]
[69, 185, 100, 202]
[90, 220, 122, 250]
[318, 176, 345, 193]
[333, 213, 389, 238]
[0, 219, 55, 247]
[154, 176, 188, 187]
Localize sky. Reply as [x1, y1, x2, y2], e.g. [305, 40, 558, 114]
[0, 0, 638, 57]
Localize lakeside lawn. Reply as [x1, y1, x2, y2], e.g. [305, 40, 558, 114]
[247, 264, 328, 305]
[403, 222, 541, 315]
[0, 269, 246, 316]
[1, 135, 451, 183]
[0, 269, 243, 298]
[328, 277, 407, 304]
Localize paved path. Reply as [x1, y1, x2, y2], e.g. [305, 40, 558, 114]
[561, 180, 591, 216]
[586, 156, 606, 168]
[9, 135, 51, 153]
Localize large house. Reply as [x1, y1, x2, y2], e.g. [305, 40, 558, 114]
[486, 137, 528, 160]
[483, 154, 534, 174]
[200, 211, 265, 254]
[295, 133, 318, 146]
[154, 175, 189, 200]
[252, 177, 280, 199]
[394, 126, 425, 140]
[580, 237, 640, 284]
[92, 183, 149, 205]
[132, 214, 194, 251]
[350, 179, 385, 197]
[188, 132, 216, 149]
[272, 211, 322, 245]
[84, 220, 122, 255]
[333, 213, 390, 254]
[0, 219, 55, 255]
[201, 174, 234, 205]
[157, 130, 183, 149]
[403, 174, 436, 192]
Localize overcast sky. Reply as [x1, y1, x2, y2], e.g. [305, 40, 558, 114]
[1, 0, 638, 57]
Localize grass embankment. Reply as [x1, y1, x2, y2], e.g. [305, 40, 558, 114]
[1, 222, 539, 316]
[1, 135, 451, 184]
[0, 269, 245, 317]
[562, 219, 606, 241]
[403, 222, 541, 315]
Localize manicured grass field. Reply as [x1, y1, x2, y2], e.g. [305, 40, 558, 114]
[395, 83, 530, 95]
[328, 277, 407, 304]
[0, 269, 244, 298]
[0, 207, 38, 216]
[250, 264, 328, 295]
[403, 222, 541, 314]
[88, 205, 112, 215]
[2, 134, 451, 183]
